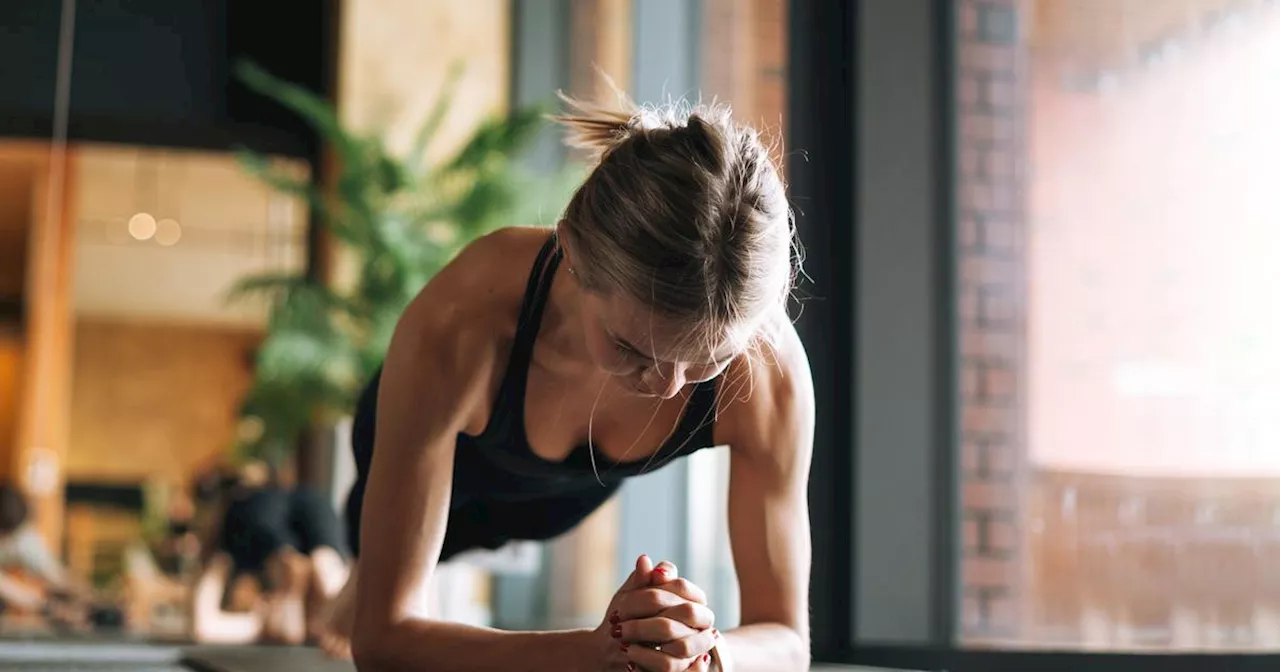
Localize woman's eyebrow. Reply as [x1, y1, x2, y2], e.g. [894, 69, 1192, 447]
[611, 332, 725, 367]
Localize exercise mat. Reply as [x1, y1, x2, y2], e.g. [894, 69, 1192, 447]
[181, 646, 907, 672]
[182, 645, 355, 672]
[0, 639, 185, 671]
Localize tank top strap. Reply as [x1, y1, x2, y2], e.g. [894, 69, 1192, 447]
[509, 233, 562, 368]
[674, 377, 720, 453]
[482, 232, 563, 441]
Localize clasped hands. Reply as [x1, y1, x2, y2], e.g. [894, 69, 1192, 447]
[593, 554, 720, 672]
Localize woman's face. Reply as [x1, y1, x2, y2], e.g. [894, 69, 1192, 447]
[577, 288, 741, 399]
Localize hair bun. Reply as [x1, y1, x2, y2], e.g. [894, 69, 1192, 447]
[551, 92, 641, 161]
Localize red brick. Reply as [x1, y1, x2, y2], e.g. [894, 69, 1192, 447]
[979, 288, 1017, 324]
[958, 214, 980, 248]
[964, 556, 1015, 588]
[961, 361, 980, 399]
[958, 286, 979, 322]
[987, 591, 1019, 629]
[986, 518, 1019, 552]
[962, 591, 977, 629]
[961, 113, 1015, 142]
[980, 216, 1018, 251]
[981, 441, 1019, 477]
[961, 43, 1018, 72]
[977, 286, 1018, 323]
[982, 366, 1016, 400]
[962, 591, 984, 629]
[979, 145, 1014, 174]
[984, 77, 1017, 111]
[981, 148, 1017, 179]
[960, 256, 1017, 285]
[959, 75, 982, 109]
[961, 403, 1016, 435]
[963, 516, 981, 552]
[959, 1, 978, 37]
[961, 439, 983, 475]
[959, 144, 984, 177]
[963, 182, 1018, 213]
[959, 328, 1017, 358]
[966, 480, 1018, 509]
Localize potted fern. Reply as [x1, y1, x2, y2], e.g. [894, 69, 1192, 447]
[226, 61, 581, 468]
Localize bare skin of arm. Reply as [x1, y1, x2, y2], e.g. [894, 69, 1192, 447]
[189, 553, 265, 644]
[350, 239, 600, 672]
[0, 572, 44, 610]
[712, 318, 816, 672]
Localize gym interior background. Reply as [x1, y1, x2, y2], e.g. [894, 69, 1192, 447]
[0, 0, 1277, 670]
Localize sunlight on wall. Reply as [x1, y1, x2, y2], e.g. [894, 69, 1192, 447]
[1028, 9, 1280, 475]
[72, 145, 308, 327]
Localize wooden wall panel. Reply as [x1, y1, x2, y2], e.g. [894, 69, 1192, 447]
[0, 330, 21, 481]
[66, 319, 260, 486]
[13, 147, 77, 546]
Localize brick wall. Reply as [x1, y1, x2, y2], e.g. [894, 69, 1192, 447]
[702, 0, 788, 168]
[956, 0, 1031, 640]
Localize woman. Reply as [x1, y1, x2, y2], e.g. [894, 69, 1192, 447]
[189, 461, 349, 645]
[319, 94, 815, 672]
[0, 484, 91, 618]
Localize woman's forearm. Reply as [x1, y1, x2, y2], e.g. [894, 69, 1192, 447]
[717, 623, 809, 672]
[357, 619, 596, 672]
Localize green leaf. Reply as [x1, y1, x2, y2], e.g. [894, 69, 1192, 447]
[227, 64, 586, 465]
[444, 106, 548, 172]
[406, 61, 466, 176]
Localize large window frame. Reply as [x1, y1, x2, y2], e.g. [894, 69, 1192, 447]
[796, 1, 1280, 670]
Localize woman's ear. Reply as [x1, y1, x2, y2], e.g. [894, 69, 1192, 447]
[555, 226, 576, 271]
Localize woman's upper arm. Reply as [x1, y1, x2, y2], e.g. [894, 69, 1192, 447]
[352, 288, 496, 633]
[721, 326, 816, 635]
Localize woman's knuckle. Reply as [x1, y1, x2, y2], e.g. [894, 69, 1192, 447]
[669, 602, 694, 620]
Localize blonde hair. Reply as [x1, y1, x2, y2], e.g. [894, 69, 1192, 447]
[553, 92, 796, 350]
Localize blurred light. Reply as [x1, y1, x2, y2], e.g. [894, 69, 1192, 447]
[128, 212, 157, 240]
[155, 218, 182, 246]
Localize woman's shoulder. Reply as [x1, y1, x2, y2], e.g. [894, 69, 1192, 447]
[715, 311, 815, 455]
[389, 227, 553, 399]
[403, 226, 553, 336]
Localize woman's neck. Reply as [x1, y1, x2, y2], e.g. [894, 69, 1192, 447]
[535, 263, 595, 374]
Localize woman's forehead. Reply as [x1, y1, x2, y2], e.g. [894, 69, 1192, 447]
[602, 299, 745, 364]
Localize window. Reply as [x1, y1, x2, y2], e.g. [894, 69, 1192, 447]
[956, 0, 1280, 651]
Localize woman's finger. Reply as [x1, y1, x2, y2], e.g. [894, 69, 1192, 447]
[619, 615, 700, 644]
[658, 600, 715, 631]
[615, 587, 692, 621]
[623, 632, 718, 672]
[653, 577, 707, 605]
[640, 627, 719, 660]
[686, 651, 713, 671]
[650, 560, 678, 585]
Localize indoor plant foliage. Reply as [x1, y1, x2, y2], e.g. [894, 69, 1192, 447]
[227, 61, 581, 464]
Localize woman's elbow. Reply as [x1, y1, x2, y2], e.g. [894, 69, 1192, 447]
[351, 626, 392, 672]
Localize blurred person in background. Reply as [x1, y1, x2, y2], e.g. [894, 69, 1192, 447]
[188, 460, 350, 645]
[0, 483, 93, 624]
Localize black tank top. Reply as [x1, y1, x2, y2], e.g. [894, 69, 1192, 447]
[350, 232, 720, 558]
